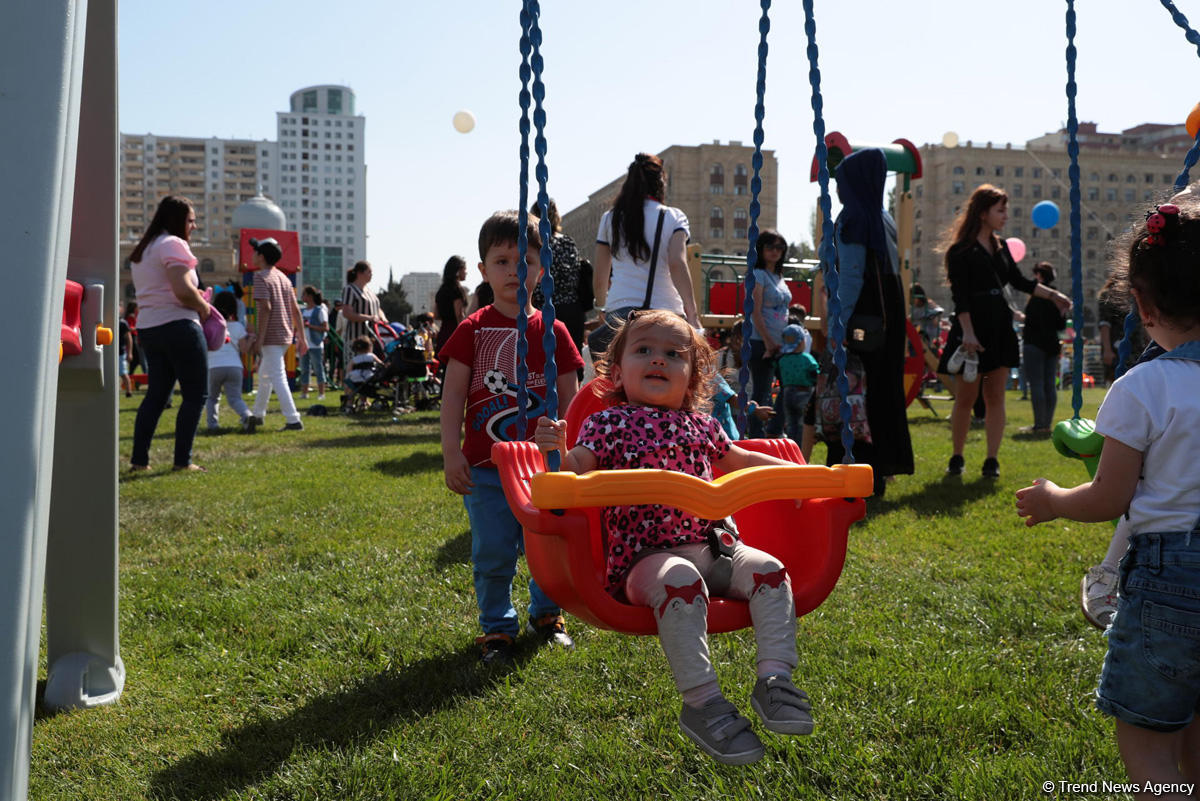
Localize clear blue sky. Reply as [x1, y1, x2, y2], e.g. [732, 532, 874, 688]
[118, 0, 1200, 290]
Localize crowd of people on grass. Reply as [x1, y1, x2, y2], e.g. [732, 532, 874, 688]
[127, 149, 1200, 782]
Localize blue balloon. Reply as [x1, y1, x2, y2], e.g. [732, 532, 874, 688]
[1031, 200, 1060, 230]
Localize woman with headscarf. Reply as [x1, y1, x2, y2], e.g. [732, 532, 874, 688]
[825, 148, 913, 497]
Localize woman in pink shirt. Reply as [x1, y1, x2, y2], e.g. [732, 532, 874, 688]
[129, 196, 212, 472]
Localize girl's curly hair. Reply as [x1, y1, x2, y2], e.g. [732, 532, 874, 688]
[593, 309, 716, 412]
[1106, 194, 1200, 328]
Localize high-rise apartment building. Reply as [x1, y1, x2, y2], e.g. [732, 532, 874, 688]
[118, 85, 367, 304]
[561, 141, 778, 263]
[910, 122, 1193, 333]
[274, 85, 367, 301]
[118, 133, 277, 300]
[399, 272, 440, 317]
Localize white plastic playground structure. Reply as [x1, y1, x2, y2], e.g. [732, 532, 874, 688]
[1, 1, 122, 799]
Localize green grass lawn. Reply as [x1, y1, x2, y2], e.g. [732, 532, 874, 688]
[30, 386, 1128, 800]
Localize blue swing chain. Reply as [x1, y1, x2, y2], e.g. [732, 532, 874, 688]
[803, 0, 852, 462]
[1159, 0, 1200, 58]
[515, 0, 560, 470]
[1065, 0, 1084, 419]
[515, 2, 534, 438]
[736, 0, 772, 436]
[1113, 0, 1200, 377]
[528, 0, 560, 470]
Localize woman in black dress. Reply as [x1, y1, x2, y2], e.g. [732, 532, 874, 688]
[938, 185, 1070, 477]
[434, 255, 468, 355]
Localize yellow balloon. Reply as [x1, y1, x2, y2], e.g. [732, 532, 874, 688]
[452, 110, 476, 134]
[942, 131, 960, 148]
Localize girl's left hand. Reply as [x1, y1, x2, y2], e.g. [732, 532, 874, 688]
[534, 416, 566, 454]
[1015, 478, 1060, 526]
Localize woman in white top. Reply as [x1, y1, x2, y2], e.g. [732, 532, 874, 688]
[587, 153, 700, 361]
[129, 196, 212, 472]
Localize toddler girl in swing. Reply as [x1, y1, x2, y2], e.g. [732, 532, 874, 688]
[1017, 198, 1200, 792]
[535, 308, 814, 765]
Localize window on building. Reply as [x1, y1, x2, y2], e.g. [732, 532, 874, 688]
[1051, 185, 1061, 199]
[302, 91, 317, 111]
[1012, 184, 1023, 197]
[1126, 174, 1136, 183]
[1124, 189, 1135, 202]
[1014, 166, 1024, 177]
[1145, 173, 1155, 184]
[1106, 188, 1117, 201]
[994, 166, 1004, 177]
[1089, 172, 1100, 182]
[328, 89, 342, 114]
[952, 166, 965, 175]
[1144, 189, 1154, 201]
[1032, 185, 1043, 199]
[709, 184, 723, 195]
[710, 227, 723, 239]
[1088, 187, 1099, 201]
[952, 180, 965, 194]
[1108, 173, 1118, 182]
[975, 166, 985, 176]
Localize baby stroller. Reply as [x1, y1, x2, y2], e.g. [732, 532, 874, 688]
[341, 323, 440, 415]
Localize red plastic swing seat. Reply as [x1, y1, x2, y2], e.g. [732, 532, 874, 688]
[491, 380, 868, 635]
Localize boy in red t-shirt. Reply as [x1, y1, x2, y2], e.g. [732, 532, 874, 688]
[439, 210, 583, 665]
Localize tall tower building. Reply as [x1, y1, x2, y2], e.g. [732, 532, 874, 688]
[274, 85, 367, 301]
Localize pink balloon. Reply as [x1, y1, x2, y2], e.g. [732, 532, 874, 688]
[1006, 237, 1026, 262]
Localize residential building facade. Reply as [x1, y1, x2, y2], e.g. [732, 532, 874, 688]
[399, 272, 440, 317]
[561, 141, 779, 273]
[119, 85, 366, 305]
[910, 122, 1192, 334]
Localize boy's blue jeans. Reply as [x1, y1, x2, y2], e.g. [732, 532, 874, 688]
[464, 466, 560, 637]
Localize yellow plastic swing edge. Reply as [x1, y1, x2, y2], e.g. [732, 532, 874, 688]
[530, 463, 874, 519]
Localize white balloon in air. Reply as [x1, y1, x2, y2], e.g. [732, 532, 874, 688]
[453, 110, 476, 134]
[942, 131, 960, 148]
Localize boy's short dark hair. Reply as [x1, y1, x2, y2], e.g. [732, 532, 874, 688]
[213, 291, 238, 321]
[352, 335, 372, 353]
[478, 210, 541, 262]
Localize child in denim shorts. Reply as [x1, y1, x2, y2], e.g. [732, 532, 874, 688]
[1016, 197, 1200, 790]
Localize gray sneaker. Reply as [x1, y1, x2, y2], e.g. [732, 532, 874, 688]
[750, 675, 814, 735]
[242, 415, 262, 433]
[678, 697, 764, 765]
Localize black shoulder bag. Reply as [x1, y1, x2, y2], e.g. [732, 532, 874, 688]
[640, 208, 668, 310]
